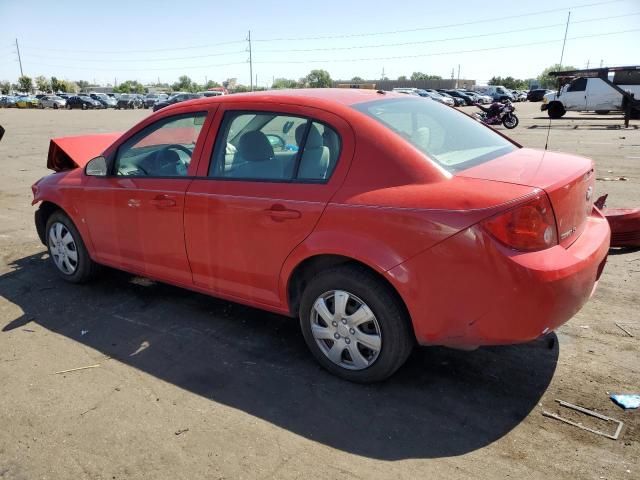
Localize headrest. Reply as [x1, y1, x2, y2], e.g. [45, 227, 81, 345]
[236, 130, 274, 162]
[295, 123, 323, 149]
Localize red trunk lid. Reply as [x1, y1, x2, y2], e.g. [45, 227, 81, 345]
[47, 133, 122, 171]
[458, 148, 595, 247]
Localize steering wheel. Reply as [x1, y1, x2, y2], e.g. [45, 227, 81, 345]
[158, 143, 193, 158]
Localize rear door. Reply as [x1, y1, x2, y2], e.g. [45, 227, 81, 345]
[184, 103, 354, 307]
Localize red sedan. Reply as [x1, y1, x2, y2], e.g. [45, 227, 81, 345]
[32, 89, 610, 382]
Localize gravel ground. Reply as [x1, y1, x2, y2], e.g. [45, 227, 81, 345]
[0, 103, 638, 480]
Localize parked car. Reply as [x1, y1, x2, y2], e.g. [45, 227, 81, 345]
[440, 89, 474, 106]
[476, 86, 515, 102]
[115, 94, 144, 109]
[89, 93, 117, 108]
[33, 89, 610, 382]
[152, 92, 202, 112]
[458, 90, 487, 105]
[418, 89, 455, 106]
[437, 91, 465, 106]
[144, 93, 168, 108]
[66, 95, 100, 109]
[79, 95, 105, 109]
[57, 93, 73, 99]
[527, 89, 553, 102]
[40, 95, 67, 109]
[0, 96, 17, 108]
[15, 96, 40, 108]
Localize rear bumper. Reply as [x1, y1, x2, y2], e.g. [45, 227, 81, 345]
[387, 207, 611, 347]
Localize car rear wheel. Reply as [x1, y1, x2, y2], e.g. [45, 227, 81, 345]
[45, 211, 98, 283]
[299, 265, 414, 383]
[66, 103, 72, 110]
[81, 103, 87, 110]
[53, 103, 58, 109]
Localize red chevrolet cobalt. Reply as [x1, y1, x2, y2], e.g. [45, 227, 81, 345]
[32, 89, 610, 382]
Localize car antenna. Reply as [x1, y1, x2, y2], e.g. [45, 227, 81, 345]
[545, 10, 571, 152]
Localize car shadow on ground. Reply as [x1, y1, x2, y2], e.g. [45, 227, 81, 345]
[1, 253, 558, 460]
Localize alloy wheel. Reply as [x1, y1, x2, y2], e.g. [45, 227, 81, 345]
[48, 222, 78, 275]
[310, 290, 382, 370]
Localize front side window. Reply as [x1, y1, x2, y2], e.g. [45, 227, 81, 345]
[567, 77, 587, 92]
[209, 111, 341, 182]
[353, 98, 516, 173]
[114, 112, 207, 177]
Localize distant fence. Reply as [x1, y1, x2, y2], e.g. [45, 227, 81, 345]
[332, 79, 476, 90]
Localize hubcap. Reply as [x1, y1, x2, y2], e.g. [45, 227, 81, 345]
[48, 222, 78, 275]
[310, 290, 382, 370]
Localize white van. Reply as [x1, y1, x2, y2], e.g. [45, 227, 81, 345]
[542, 74, 640, 118]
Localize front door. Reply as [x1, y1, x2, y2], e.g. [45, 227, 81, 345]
[83, 111, 209, 285]
[563, 77, 588, 111]
[184, 104, 352, 307]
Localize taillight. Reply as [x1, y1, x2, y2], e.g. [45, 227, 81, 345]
[482, 194, 558, 251]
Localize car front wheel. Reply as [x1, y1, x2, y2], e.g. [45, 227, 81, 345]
[299, 265, 414, 383]
[45, 211, 98, 283]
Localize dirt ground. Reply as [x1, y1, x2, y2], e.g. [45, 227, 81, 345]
[0, 103, 638, 480]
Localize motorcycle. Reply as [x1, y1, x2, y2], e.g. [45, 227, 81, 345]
[473, 101, 519, 129]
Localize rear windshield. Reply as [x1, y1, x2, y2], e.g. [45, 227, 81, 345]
[353, 97, 516, 173]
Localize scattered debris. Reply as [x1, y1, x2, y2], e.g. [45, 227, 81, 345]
[615, 323, 634, 338]
[81, 330, 89, 336]
[596, 176, 628, 181]
[610, 394, 640, 410]
[175, 428, 189, 436]
[593, 194, 640, 248]
[580, 325, 590, 329]
[54, 364, 101, 375]
[542, 399, 624, 440]
[22, 329, 35, 333]
[80, 406, 98, 416]
[130, 276, 155, 287]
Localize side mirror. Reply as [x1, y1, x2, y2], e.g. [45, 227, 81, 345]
[85, 156, 108, 176]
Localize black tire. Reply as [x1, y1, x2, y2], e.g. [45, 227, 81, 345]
[502, 113, 519, 129]
[595, 110, 610, 115]
[299, 264, 414, 383]
[53, 103, 58, 109]
[45, 210, 99, 283]
[547, 102, 566, 119]
[66, 103, 72, 110]
[81, 103, 87, 110]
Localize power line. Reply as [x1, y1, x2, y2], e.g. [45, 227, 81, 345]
[22, 60, 248, 72]
[253, 28, 640, 64]
[256, 12, 638, 54]
[252, 0, 624, 42]
[18, 39, 246, 55]
[18, 49, 247, 64]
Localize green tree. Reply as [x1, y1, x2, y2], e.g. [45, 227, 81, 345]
[35, 75, 50, 92]
[305, 69, 332, 88]
[397, 75, 408, 82]
[172, 75, 194, 92]
[271, 78, 298, 89]
[351, 76, 364, 82]
[114, 80, 145, 94]
[76, 80, 90, 90]
[50, 76, 61, 92]
[537, 64, 576, 89]
[18, 75, 33, 92]
[204, 79, 221, 89]
[410, 72, 442, 81]
[488, 76, 528, 90]
[0, 81, 10, 94]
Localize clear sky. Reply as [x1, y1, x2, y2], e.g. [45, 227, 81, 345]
[0, 0, 638, 87]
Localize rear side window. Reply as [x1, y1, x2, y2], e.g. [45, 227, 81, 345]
[353, 97, 516, 173]
[209, 111, 341, 182]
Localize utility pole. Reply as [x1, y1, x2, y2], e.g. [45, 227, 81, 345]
[247, 30, 253, 91]
[599, 59, 604, 68]
[451, 68, 454, 81]
[456, 64, 460, 88]
[586, 59, 590, 69]
[15, 38, 24, 77]
[559, 11, 571, 66]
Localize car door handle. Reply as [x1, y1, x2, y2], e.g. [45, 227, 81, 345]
[150, 194, 177, 208]
[265, 205, 301, 220]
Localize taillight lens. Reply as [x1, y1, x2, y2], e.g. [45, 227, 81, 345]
[482, 194, 558, 251]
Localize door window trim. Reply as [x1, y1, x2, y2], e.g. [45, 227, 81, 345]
[208, 109, 342, 184]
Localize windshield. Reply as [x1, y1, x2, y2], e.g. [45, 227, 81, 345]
[353, 97, 516, 173]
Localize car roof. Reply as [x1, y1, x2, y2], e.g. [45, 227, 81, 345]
[174, 88, 395, 110]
